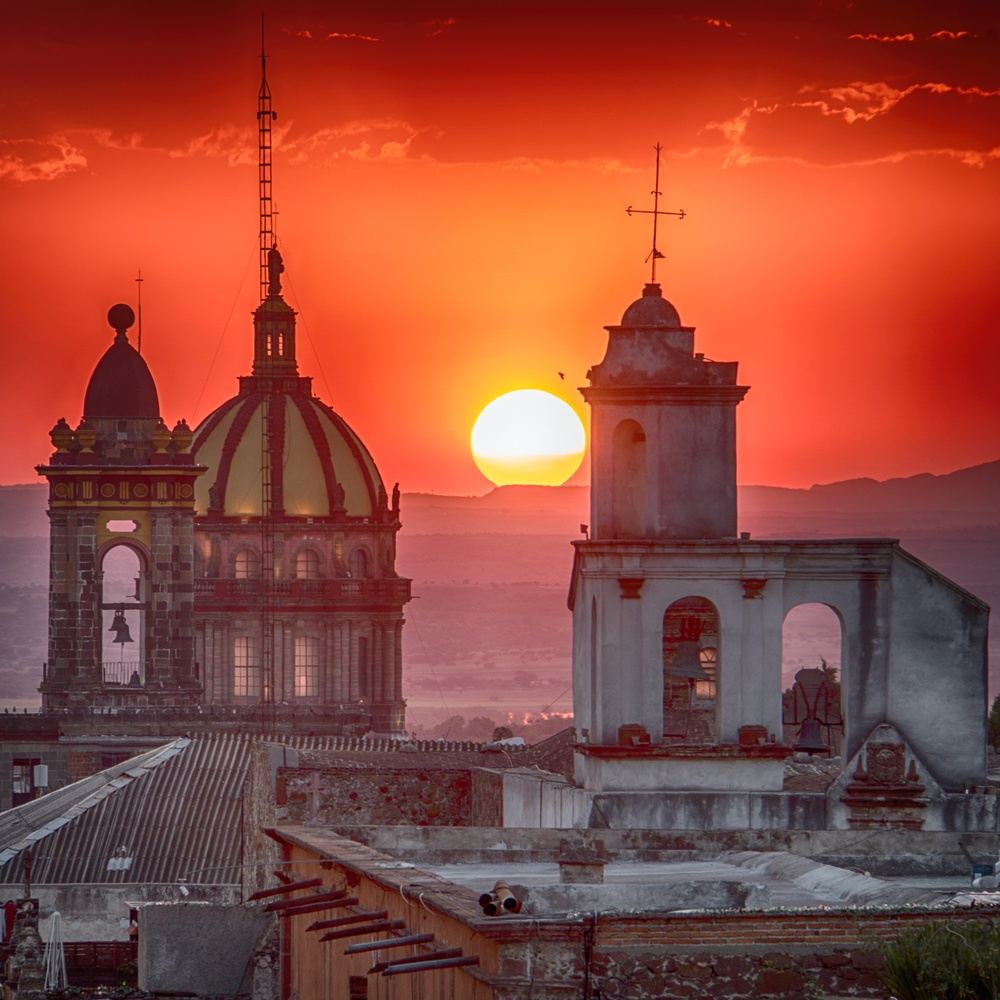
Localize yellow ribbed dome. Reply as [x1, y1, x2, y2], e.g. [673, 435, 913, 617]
[192, 389, 384, 519]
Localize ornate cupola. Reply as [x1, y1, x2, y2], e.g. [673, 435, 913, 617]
[188, 45, 410, 732]
[37, 304, 204, 710]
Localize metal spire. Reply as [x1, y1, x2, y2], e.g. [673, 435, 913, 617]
[258, 15, 277, 303]
[626, 143, 686, 284]
[135, 268, 144, 355]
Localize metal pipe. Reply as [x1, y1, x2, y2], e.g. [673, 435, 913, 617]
[320, 920, 404, 943]
[345, 933, 435, 955]
[249, 878, 322, 901]
[370, 949, 462, 974]
[382, 956, 479, 976]
[307, 911, 387, 932]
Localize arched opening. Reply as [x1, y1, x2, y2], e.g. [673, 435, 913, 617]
[611, 419, 646, 538]
[349, 548, 370, 579]
[234, 548, 261, 580]
[295, 549, 322, 580]
[781, 603, 844, 754]
[294, 635, 321, 697]
[663, 597, 719, 743]
[101, 544, 145, 686]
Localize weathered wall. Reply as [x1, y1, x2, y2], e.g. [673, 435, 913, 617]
[0, 883, 240, 941]
[137, 901, 271, 994]
[278, 766, 473, 826]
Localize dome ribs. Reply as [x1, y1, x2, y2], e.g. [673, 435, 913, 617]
[212, 394, 261, 515]
[269, 391, 287, 516]
[311, 398, 381, 517]
[191, 396, 241, 457]
[290, 394, 339, 517]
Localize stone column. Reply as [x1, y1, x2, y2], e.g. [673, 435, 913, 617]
[372, 623, 384, 706]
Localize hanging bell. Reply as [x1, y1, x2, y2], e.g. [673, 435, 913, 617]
[109, 608, 134, 645]
[666, 640, 710, 681]
[794, 718, 828, 753]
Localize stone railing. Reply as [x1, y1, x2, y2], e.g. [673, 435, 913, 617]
[193, 576, 411, 604]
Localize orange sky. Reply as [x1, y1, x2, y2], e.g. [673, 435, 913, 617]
[3, 1, 998, 495]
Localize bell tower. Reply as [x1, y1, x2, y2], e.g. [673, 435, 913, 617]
[37, 304, 205, 710]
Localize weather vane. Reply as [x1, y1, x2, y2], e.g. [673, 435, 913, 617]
[626, 143, 686, 284]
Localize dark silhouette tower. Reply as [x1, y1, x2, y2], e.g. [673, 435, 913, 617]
[37, 305, 204, 709]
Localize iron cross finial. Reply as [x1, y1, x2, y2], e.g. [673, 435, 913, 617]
[625, 143, 686, 284]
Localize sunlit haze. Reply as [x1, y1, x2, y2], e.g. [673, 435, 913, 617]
[2, 3, 998, 494]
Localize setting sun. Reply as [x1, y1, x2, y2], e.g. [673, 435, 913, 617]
[471, 389, 586, 486]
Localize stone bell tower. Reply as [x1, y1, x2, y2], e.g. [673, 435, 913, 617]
[37, 303, 205, 710]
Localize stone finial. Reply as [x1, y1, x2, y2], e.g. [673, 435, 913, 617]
[75, 419, 97, 453]
[172, 418, 193, 452]
[151, 419, 171, 453]
[50, 418, 73, 452]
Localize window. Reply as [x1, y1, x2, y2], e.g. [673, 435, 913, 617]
[233, 636, 261, 697]
[348, 548, 369, 579]
[234, 549, 260, 579]
[294, 636, 321, 697]
[12, 758, 40, 807]
[295, 549, 321, 580]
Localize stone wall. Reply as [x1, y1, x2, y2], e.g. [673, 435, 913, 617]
[277, 766, 473, 826]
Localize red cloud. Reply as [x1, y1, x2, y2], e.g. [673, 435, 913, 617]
[424, 18, 457, 38]
[328, 31, 381, 43]
[847, 32, 915, 43]
[928, 30, 972, 40]
[0, 137, 87, 183]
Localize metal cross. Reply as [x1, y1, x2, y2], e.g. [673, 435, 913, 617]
[135, 268, 144, 356]
[626, 143, 686, 284]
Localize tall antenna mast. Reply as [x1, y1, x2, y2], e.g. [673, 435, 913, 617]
[135, 269, 144, 355]
[258, 16, 277, 303]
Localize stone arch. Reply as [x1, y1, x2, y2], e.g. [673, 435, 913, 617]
[662, 596, 720, 743]
[98, 541, 148, 684]
[611, 418, 646, 538]
[781, 602, 845, 753]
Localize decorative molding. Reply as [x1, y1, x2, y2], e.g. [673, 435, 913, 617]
[741, 577, 768, 599]
[618, 577, 644, 600]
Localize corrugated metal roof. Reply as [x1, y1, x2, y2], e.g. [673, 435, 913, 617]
[0, 732, 515, 887]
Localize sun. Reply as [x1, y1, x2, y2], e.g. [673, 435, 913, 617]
[471, 389, 586, 486]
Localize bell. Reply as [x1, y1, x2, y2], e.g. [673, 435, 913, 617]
[666, 640, 710, 681]
[109, 608, 134, 645]
[794, 718, 828, 753]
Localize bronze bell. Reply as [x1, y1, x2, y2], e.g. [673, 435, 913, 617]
[666, 640, 710, 681]
[794, 718, 828, 753]
[109, 607, 134, 645]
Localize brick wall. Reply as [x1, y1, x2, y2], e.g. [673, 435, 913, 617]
[278, 766, 473, 825]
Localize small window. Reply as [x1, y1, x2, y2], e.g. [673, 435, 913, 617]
[12, 758, 41, 807]
[234, 549, 260, 579]
[294, 636, 321, 697]
[348, 548, 369, 579]
[233, 637, 261, 697]
[295, 549, 321, 580]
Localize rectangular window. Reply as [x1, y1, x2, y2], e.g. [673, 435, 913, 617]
[294, 636, 321, 698]
[233, 636, 261, 698]
[12, 758, 40, 807]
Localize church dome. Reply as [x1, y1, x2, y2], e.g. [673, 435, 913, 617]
[192, 388, 384, 518]
[620, 282, 682, 328]
[84, 304, 160, 419]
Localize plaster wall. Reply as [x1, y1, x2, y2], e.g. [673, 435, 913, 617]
[571, 538, 987, 793]
[579, 755, 785, 792]
[137, 901, 270, 994]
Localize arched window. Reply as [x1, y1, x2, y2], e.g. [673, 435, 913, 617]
[234, 548, 260, 579]
[295, 549, 321, 580]
[101, 544, 144, 685]
[294, 636, 321, 697]
[349, 548, 370, 579]
[612, 419, 646, 538]
[782, 604, 844, 753]
[663, 596, 720, 743]
[233, 636, 261, 698]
